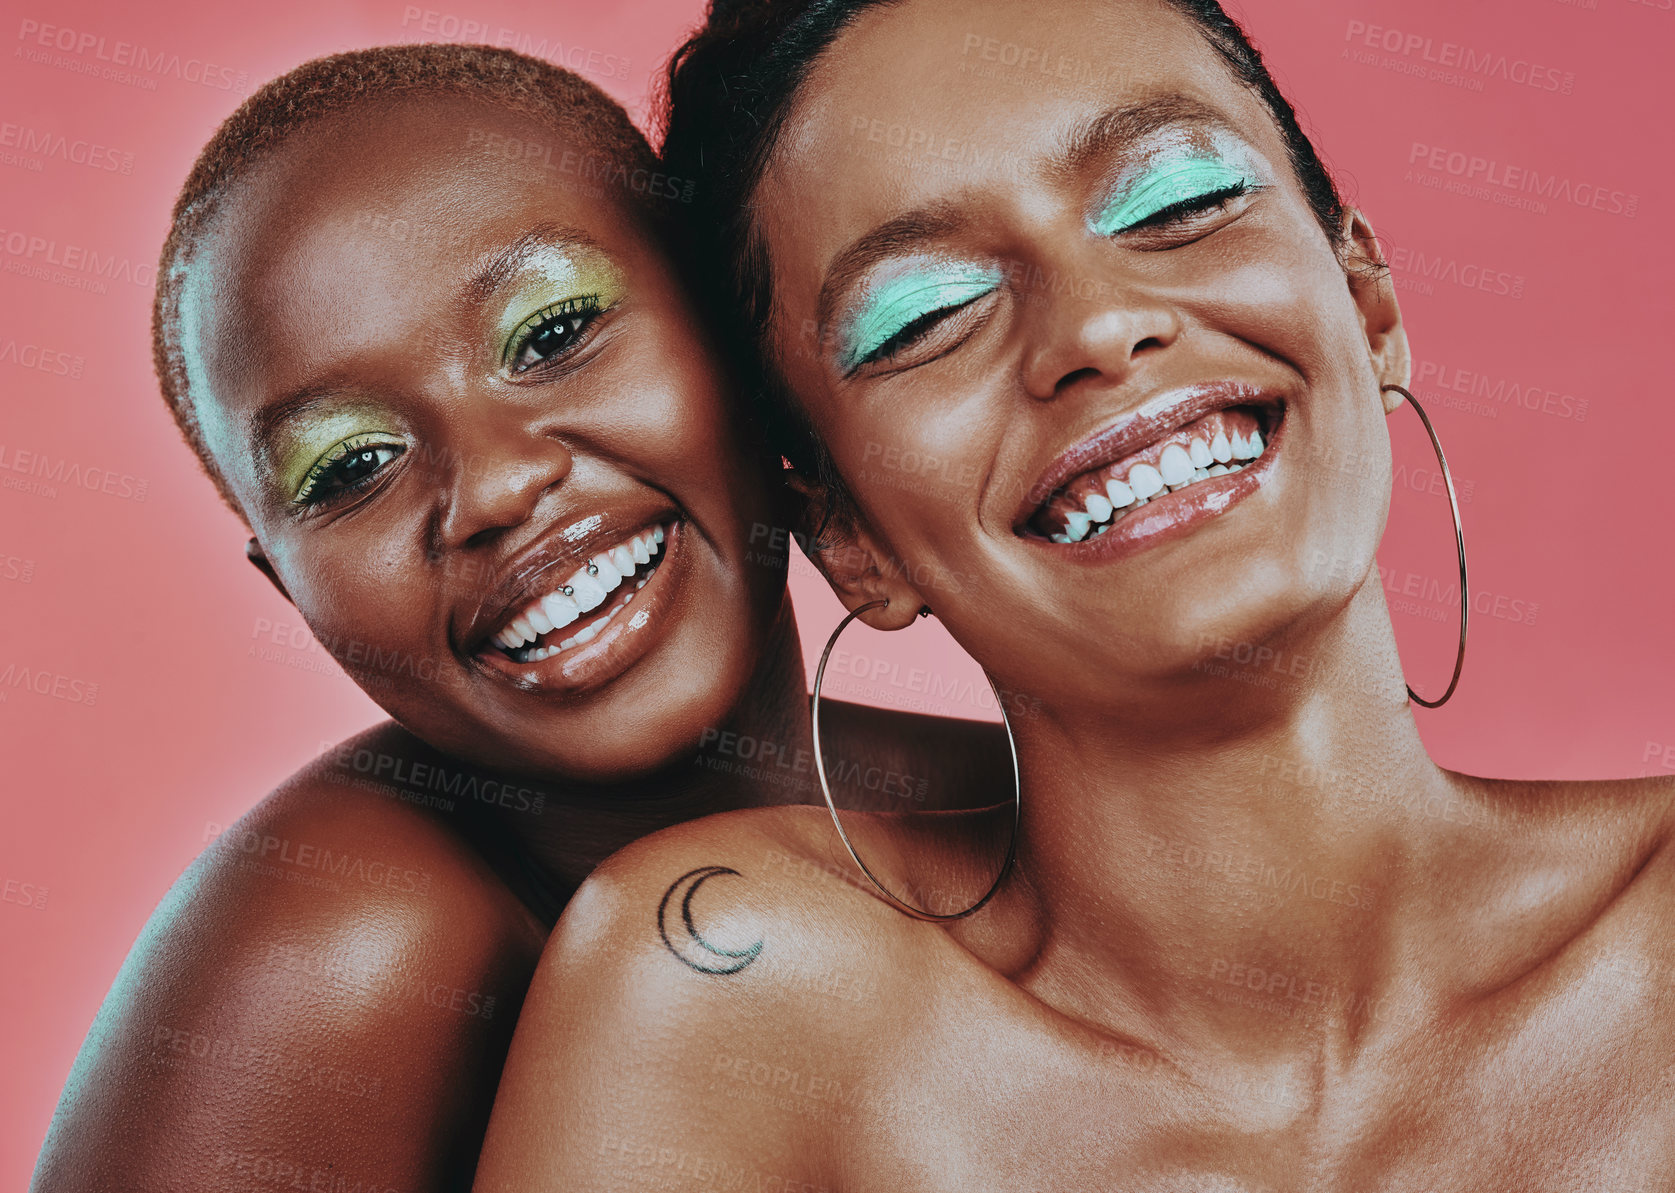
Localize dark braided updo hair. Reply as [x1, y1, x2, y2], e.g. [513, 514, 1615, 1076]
[660, 0, 1353, 492]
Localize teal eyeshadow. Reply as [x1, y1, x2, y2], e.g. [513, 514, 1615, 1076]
[1089, 155, 1252, 236]
[841, 266, 1003, 372]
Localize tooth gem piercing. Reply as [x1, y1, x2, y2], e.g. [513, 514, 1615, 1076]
[811, 599, 1020, 921]
[1383, 384, 1468, 709]
[587, 562, 598, 575]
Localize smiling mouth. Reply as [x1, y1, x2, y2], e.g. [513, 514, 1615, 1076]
[486, 523, 669, 664]
[1022, 403, 1283, 544]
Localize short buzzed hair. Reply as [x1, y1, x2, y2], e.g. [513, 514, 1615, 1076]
[152, 43, 660, 514]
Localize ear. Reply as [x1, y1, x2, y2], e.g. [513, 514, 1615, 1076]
[1340, 207, 1411, 416]
[245, 538, 294, 606]
[783, 473, 925, 631]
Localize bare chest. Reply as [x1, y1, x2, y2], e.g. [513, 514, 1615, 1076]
[826, 989, 1675, 1193]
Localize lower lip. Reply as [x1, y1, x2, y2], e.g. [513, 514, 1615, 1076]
[1037, 408, 1286, 564]
[472, 520, 686, 697]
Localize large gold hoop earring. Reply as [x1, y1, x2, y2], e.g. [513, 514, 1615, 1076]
[1383, 384, 1468, 708]
[810, 599, 1021, 921]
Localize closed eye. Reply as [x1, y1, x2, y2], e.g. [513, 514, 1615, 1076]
[842, 270, 1003, 375]
[1122, 182, 1254, 232]
[1092, 151, 1265, 239]
[849, 297, 982, 373]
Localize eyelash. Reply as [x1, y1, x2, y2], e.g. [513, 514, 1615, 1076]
[1118, 180, 1256, 233]
[853, 302, 981, 371]
[294, 433, 406, 508]
[848, 180, 1257, 375]
[505, 295, 605, 374]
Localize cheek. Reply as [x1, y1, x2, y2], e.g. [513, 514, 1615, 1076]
[287, 537, 432, 652]
[832, 397, 987, 559]
[615, 357, 776, 571]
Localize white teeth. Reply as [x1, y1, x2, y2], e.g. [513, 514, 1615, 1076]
[1105, 478, 1135, 509]
[569, 571, 608, 612]
[541, 590, 579, 630]
[572, 620, 601, 646]
[1045, 431, 1265, 541]
[1158, 444, 1194, 487]
[1128, 462, 1165, 500]
[494, 523, 670, 656]
[592, 554, 623, 590]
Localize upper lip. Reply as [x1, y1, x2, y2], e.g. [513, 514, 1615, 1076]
[458, 507, 676, 655]
[1012, 380, 1285, 530]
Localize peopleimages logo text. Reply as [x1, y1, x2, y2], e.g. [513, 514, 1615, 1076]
[15, 19, 248, 91]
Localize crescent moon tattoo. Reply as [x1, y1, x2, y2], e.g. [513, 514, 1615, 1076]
[657, 866, 764, 976]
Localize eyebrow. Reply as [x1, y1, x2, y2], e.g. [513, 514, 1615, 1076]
[247, 222, 607, 455]
[1047, 94, 1238, 184]
[813, 94, 1239, 335]
[462, 221, 605, 307]
[249, 385, 351, 466]
[815, 205, 966, 338]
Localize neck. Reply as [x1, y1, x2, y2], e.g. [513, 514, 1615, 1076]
[998, 579, 1466, 1054]
[471, 591, 818, 895]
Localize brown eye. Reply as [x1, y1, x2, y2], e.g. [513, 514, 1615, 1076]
[506, 296, 603, 374]
[296, 437, 405, 506]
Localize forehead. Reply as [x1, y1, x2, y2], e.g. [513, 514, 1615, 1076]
[177, 94, 645, 448]
[758, 0, 1268, 292]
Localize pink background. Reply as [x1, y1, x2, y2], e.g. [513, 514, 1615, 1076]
[2, 0, 1671, 1181]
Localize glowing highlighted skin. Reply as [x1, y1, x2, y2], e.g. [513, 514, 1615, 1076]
[1090, 147, 1260, 236]
[840, 262, 1003, 372]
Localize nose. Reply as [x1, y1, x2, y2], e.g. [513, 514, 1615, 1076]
[1017, 267, 1183, 403]
[436, 409, 574, 549]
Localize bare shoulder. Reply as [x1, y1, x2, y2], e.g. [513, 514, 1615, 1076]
[1438, 772, 1675, 992]
[523, 802, 910, 1036]
[1466, 771, 1675, 861]
[476, 805, 920, 1190]
[33, 723, 545, 1193]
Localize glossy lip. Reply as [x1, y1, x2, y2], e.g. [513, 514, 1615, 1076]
[1046, 411, 1285, 564]
[468, 519, 687, 696]
[1012, 380, 1284, 530]
[459, 509, 679, 657]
